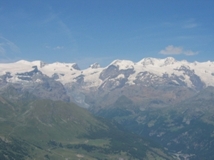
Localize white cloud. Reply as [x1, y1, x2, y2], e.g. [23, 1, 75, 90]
[53, 46, 64, 50]
[184, 50, 198, 56]
[159, 45, 198, 56]
[159, 45, 183, 55]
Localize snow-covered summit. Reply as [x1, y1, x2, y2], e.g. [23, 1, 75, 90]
[109, 59, 135, 70]
[90, 63, 101, 69]
[163, 57, 176, 66]
[137, 57, 158, 66]
[137, 57, 176, 67]
[0, 57, 214, 89]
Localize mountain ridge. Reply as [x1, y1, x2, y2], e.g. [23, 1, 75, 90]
[1, 57, 214, 87]
[1, 57, 214, 108]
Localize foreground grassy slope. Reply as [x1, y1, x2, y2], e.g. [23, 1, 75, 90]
[0, 86, 174, 160]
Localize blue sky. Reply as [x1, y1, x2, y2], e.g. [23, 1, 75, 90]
[0, 0, 214, 69]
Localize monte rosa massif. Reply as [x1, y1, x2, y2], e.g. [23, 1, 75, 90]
[0, 57, 214, 109]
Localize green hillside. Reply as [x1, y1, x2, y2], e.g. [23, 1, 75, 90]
[0, 86, 174, 160]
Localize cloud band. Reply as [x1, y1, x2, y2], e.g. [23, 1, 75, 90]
[159, 45, 198, 56]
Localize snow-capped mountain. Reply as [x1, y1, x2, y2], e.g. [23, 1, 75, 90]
[0, 57, 214, 108]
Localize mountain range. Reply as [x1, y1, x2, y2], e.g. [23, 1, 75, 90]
[1, 57, 214, 159]
[1, 57, 214, 108]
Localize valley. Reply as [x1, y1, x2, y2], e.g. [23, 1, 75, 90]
[0, 57, 214, 159]
[0, 86, 174, 160]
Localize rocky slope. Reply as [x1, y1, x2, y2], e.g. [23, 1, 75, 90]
[1, 57, 214, 108]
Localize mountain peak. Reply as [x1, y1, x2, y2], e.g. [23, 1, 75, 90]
[15, 60, 47, 69]
[71, 63, 80, 70]
[31, 60, 47, 68]
[109, 59, 134, 70]
[163, 57, 176, 65]
[137, 57, 158, 66]
[89, 63, 100, 69]
[15, 60, 31, 64]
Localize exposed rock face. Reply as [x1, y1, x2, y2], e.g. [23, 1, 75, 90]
[90, 63, 101, 69]
[0, 57, 214, 109]
[0, 66, 69, 102]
